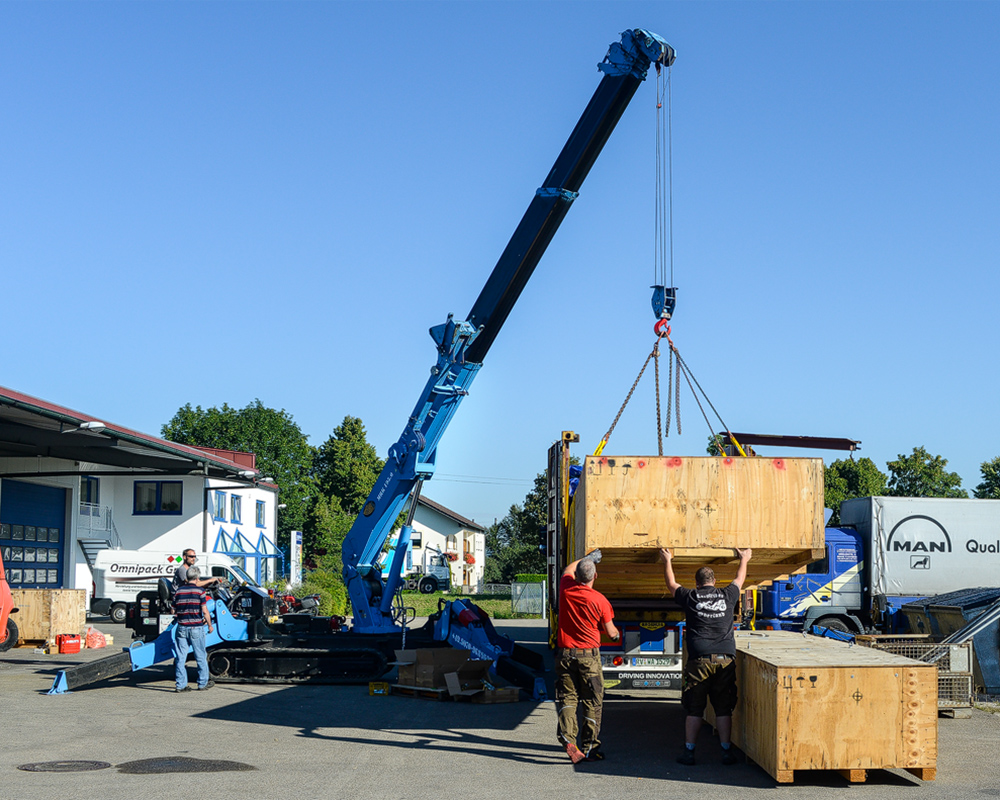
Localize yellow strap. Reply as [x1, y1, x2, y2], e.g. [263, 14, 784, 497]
[728, 433, 748, 458]
[593, 438, 607, 458]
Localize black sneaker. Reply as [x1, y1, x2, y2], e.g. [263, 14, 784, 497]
[676, 749, 696, 766]
[198, 680, 215, 691]
[175, 686, 192, 693]
[582, 749, 605, 762]
[721, 748, 738, 765]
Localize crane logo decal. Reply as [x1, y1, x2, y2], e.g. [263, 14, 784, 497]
[886, 515, 952, 554]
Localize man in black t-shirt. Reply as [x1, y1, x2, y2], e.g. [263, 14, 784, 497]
[660, 546, 752, 766]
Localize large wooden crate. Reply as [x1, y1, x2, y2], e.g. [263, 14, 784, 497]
[10, 589, 87, 646]
[572, 456, 824, 597]
[720, 631, 937, 783]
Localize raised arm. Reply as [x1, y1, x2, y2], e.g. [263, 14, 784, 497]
[732, 548, 753, 590]
[658, 548, 682, 596]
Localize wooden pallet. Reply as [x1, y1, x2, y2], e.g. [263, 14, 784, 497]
[390, 683, 451, 701]
[15, 638, 49, 650]
[764, 767, 936, 784]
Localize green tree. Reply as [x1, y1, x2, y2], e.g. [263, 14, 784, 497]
[886, 446, 967, 498]
[484, 473, 547, 584]
[304, 493, 355, 572]
[299, 416, 397, 610]
[824, 457, 888, 525]
[313, 416, 384, 514]
[973, 456, 1000, 499]
[161, 400, 315, 552]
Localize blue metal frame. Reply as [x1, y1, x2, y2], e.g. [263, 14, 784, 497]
[212, 490, 227, 522]
[213, 527, 282, 583]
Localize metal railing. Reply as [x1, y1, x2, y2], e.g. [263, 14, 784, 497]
[77, 504, 123, 549]
[512, 581, 547, 617]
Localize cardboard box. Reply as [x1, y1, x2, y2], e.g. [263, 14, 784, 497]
[394, 649, 472, 689]
[443, 660, 493, 697]
[472, 687, 521, 704]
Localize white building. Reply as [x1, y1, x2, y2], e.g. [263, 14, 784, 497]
[383, 496, 486, 593]
[0, 387, 281, 604]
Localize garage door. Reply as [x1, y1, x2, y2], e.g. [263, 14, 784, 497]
[0, 479, 67, 589]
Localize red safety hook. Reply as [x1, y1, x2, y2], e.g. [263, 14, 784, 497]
[654, 319, 671, 338]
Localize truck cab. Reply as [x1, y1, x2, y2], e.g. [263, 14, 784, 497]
[757, 527, 865, 633]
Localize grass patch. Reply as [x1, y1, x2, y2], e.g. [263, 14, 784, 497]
[399, 591, 540, 620]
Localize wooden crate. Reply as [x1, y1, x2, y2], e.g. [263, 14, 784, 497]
[572, 456, 824, 597]
[717, 631, 937, 783]
[10, 589, 87, 646]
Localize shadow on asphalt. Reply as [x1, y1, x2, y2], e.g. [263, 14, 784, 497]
[188, 685, 925, 786]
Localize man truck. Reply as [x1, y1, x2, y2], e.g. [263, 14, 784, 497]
[755, 496, 1000, 634]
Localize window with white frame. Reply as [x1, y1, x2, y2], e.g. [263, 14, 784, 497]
[410, 530, 422, 549]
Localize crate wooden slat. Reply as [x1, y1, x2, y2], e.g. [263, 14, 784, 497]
[714, 631, 937, 784]
[572, 456, 824, 597]
[9, 589, 87, 646]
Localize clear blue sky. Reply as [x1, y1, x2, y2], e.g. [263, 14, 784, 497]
[4, 2, 998, 524]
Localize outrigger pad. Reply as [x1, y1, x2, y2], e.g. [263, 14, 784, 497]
[48, 652, 134, 694]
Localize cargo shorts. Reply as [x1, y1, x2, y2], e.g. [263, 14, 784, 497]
[681, 654, 737, 717]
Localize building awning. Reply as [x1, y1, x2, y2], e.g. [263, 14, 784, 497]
[0, 385, 261, 480]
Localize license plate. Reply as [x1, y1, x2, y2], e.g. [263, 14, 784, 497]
[632, 657, 667, 666]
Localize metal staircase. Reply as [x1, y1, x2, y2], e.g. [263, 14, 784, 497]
[76, 503, 122, 572]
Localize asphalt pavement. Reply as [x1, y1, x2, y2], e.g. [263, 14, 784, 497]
[2, 618, 998, 800]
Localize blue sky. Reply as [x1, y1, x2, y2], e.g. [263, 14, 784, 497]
[3, 2, 998, 524]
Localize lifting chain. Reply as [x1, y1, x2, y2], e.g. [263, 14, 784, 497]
[598, 325, 744, 459]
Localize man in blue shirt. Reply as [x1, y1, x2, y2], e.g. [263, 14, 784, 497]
[171, 566, 215, 692]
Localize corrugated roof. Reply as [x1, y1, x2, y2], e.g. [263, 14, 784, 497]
[0, 385, 260, 478]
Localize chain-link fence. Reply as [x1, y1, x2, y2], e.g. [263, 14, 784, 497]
[483, 583, 512, 595]
[512, 581, 547, 617]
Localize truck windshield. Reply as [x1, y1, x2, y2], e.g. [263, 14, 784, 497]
[229, 564, 258, 586]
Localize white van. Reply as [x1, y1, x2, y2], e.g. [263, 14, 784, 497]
[90, 549, 259, 623]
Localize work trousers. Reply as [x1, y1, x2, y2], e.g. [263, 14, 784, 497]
[555, 649, 604, 753]
[174, 624, 210, 690]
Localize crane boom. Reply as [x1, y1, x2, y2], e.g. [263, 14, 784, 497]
[343, 29, 676, 633]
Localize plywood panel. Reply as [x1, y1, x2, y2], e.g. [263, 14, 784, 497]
[589, 547, 824, 599]
[572, 456, 824, 596]
[575, 455, 824, 549]
[10, 589, 87, 645]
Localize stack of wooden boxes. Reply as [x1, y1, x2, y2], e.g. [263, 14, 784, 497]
[572, 455, 938, 783]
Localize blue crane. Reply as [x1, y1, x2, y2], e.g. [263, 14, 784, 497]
[343, 28, 676, 634]
[47, 29, 676, 698]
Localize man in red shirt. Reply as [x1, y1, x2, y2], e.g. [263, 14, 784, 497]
[556, 550, 619, 764]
